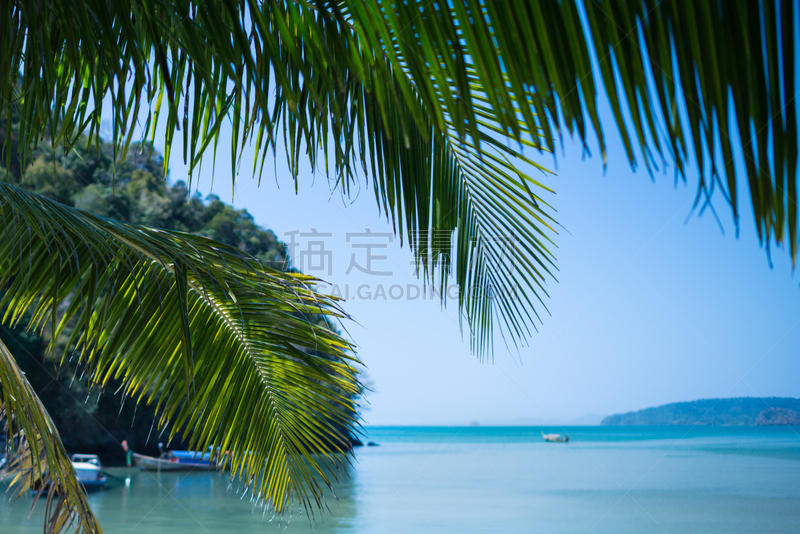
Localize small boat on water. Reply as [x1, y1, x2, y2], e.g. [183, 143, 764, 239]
[542, 432, 569, 443]
[131, 443, 219, 471]
[70, 454, 107, 490]
[25, 454, 107, 493]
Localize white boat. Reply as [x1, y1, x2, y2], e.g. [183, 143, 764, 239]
[69, 454, 107, 490]
[542, 432, 569, 443]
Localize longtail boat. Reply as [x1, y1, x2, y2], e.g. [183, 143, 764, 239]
[541, 432, 569, 443]
[131, 443, 219, 471]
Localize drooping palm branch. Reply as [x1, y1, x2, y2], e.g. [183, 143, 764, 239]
[0, 182, 361, 524]
[0, 337, 102, 534]
[4, 0, 796, 357]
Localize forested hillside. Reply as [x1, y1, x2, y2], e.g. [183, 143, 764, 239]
[601, 398, 800, 426]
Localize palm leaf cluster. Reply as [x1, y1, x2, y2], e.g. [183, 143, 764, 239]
[4, 0, 797, 356]
[579, 0, 798, 260]
[0, 183, 360, 518]
[0, 337, 102, 534]
[2, 0, 562, 356]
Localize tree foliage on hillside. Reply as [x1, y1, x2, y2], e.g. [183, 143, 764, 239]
[13, 139, 291, 271]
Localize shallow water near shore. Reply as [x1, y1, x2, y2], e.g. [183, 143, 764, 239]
[1, 426, 799, 533]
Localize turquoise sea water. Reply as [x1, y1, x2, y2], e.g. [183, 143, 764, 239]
[1, 426, 798, 533]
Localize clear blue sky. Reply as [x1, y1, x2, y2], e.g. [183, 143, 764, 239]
[143, 91, 800, 426]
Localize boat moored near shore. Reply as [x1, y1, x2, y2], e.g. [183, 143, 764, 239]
[128, 443, 221, 471]
[70, 454, 107, 490]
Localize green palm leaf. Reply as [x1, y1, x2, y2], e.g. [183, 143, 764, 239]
[0, 182, 361, 517]
[0, 337, 103, 534]
[339, 72, 560, 354]
[5, 0, 795, 356]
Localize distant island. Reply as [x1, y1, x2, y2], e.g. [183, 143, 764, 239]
[601, 397, 800, 426]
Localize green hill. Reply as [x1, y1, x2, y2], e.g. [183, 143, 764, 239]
[601, 398, 800, 426]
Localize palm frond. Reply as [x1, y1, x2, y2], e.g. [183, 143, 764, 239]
[0, 183, 361, 517]
[579, 0, 797, 258]
[335, 0, 798, 262]
[269, 18, 561, 354]
[3, 0, 562, 355]
[0, 337, 102, 534]
[335, 69, 560, 354]
[4, 0, 796, 356]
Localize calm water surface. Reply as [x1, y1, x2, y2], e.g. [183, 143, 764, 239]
[1, 426, 798, 533]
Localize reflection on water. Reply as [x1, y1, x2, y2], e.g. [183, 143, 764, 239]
[0, 466, 357, 534]
[1, 427, 799, 533]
